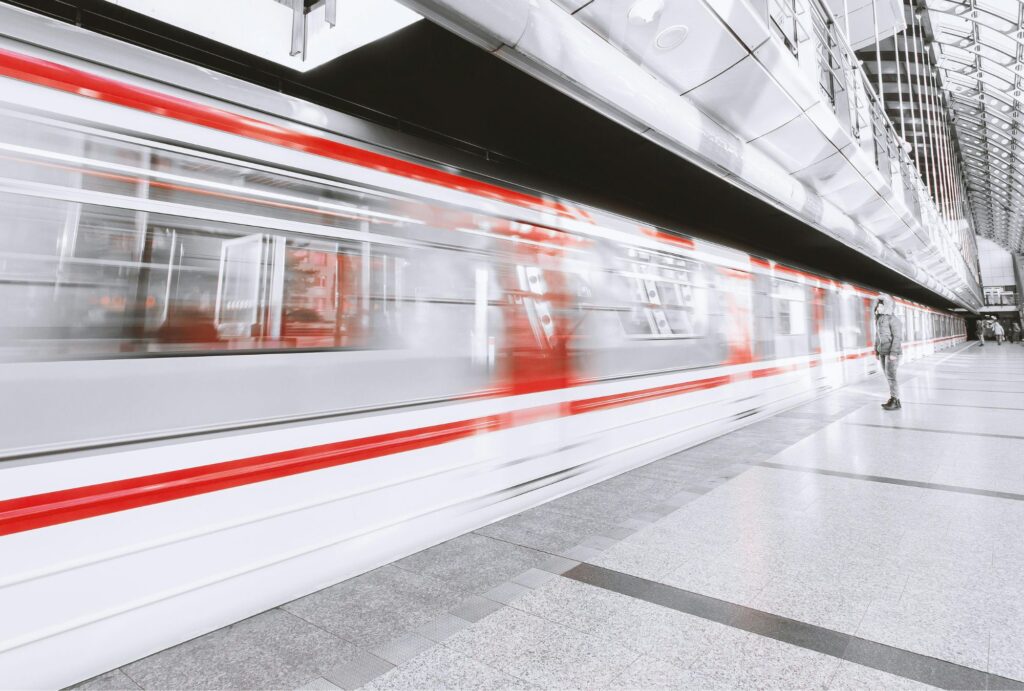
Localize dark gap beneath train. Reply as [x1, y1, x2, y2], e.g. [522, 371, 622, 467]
[4, 0, 957, 309]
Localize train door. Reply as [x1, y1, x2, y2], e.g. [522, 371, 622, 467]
[719, 268, 754, 365]
[817, 287, 839, 357]
[752, 271, 774, 361]
[496, 224, 582, 395]
[863, 297, 875, 354]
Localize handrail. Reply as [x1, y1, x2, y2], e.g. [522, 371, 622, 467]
[772, 0, 981, 296]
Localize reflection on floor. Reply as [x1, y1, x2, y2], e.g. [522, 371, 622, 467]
[73, 343, 1024, 690]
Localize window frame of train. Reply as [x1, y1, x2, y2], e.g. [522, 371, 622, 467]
[768, 277, 816, 358]
[613, 247, 709, 341]
[837, 291, 870, 350]
[0, 189, 423, 359]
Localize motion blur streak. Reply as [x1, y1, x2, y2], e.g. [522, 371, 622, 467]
[0, 35, 966, 689]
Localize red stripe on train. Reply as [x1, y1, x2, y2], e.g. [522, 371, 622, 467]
[0, 372, 738, 536]
[568, 375, 733, 414]
[0, 417, 500, 537]
[0, 47, 573, 218]
[0, 340, 965, 537]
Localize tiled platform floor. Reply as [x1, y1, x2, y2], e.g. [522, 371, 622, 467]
[74, 343, 1024, 690]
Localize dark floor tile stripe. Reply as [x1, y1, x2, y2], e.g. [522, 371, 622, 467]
[909, 386, 1024, 394]
[756, 461, 1024, 502]
[844, 421, 1024, 441]
[898, 401, 1024, 411]
[564, 563, 1023, 690]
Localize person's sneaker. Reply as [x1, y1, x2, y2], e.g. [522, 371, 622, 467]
[882, 398, 901, 411]
[880, 397, 894, 408]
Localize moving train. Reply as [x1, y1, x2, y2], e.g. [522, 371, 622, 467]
[0, 9, 965, 687]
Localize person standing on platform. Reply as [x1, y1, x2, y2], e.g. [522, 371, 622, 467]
[1011, 322, 1022, 344]
[993, 320, 1005, 345]
[977, 319, 986, 346]
[874, 294, 903, 411]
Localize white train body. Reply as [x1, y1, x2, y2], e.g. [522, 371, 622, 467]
[0, 16, 965, 688]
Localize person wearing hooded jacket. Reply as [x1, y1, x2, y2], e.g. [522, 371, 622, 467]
[992, 320, 1005, 345]
[874, 294, 903, 410]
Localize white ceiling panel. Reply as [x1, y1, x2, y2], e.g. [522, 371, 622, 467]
[685, 55, 803, 140]
[576, 0, 749, 94]
[704, 0, 772, 50]
[753, 113, 839, 172]
[753, 38, 818, 110]
[793, 146, 865, 192]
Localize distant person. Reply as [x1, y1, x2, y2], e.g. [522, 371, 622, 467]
[993, 320, 1005, 345]
[874, 294, 903, 411]
[1011, 322, 1022, 344]
[977, 319, 986, 346]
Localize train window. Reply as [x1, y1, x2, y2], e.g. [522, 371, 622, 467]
[615, 249, 707, 339]
[837, 292, 868, 349]
[772, 279, 807, 335]
[0, 188, 419, 358]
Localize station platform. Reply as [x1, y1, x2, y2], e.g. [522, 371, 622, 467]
[73, 343, 1024, 691]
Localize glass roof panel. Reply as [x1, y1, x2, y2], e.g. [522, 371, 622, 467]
[923, 0, 1024, 251]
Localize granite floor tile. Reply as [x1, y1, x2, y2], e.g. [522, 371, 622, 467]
[371, 633, 435, 666]
[534, 554, 579, 575]
[542, 485, 653, 523]
[594, 470, 688, 501]
[365, 645, 534, 690]
[602, 593, 733, 667]
[294, 677, 342, 690]
[844, 402, 1024, 438]
[855, 587, 991, 670]
[392, 534, 544, 592]
[607, 655, 709, 689]
[611, 524, 731, 559]
[322, 652, 394, 691]
[443, 606, 639, 689]
[841, 637, 990, 689]
[413, 613, 471, 643]
[826, 661, 938, 689]
[988, 621, 1024, 683]
[687, 628, 842, 690]
[778, 561, 909, 604]
[630, 460, 710, 484]
[660, 556, 774, 605]
[282, 565, 470, 649]
[68, 669, 143, 690]
[448, 596, 504, 623]
[122, 608, 361, 690]
[473, 504, 619, 554]
[510, 576, 632, 632]
[750, 579, 873, 635]
[510, 568, 557, 589]
[481, 581, 531, 605]
[587, 541, 690, 581]
[558, 544, 606, 562]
